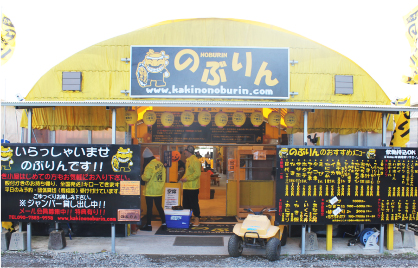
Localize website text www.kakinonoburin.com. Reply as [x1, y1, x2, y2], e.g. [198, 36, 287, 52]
[145, 85, 274, 96]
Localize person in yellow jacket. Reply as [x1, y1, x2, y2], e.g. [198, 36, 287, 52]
[179, 145, 202, 226]
[140, 147, 166, 231]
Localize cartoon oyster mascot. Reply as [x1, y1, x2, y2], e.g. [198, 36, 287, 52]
[1, 146, 14, 170]
[112, 147, 133, 172]
[136, 49, 170, 87]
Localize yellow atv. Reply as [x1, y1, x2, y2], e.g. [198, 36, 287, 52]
[228, 208, 286, 261]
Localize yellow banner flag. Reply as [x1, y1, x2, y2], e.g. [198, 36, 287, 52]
[390, 97, 411, 147]
[1, 14, 16, 65]
[402, 6, 418, 84]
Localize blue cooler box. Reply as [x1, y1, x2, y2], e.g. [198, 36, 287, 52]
[164, 209, 192, 229]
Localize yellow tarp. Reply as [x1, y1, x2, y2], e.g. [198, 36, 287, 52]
[22, 18, 392, 133]
[20, 107, 128, 131]
[285, 109, 392, 135]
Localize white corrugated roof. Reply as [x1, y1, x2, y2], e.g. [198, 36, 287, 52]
[2, 100, 418, 113]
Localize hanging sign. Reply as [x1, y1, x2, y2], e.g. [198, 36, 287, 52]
[130, 46, 289, 99]
[253, 150, 266, 160]
[284, 111, 297, 127]
[228, 159, 236, 171]
[250, 110, 263, 127]
[125, 110, 138, 125]
[198, 110, 211, 127]
[180, 110, 194, 127]
[215, 111, 228, 128]
[163, 151, 172, 167]
[268, 111, 281, 127]
[161, 112, 174, 128]
[143, 110, 157, 126]
[232, 111, 246, 127]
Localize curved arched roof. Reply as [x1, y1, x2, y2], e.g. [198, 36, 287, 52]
[26, 18, 391, 106]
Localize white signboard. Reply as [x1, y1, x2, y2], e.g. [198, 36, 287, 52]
[164, 187, 180, 209]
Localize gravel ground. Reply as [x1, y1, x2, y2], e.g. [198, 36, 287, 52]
[2, 251, 418, 267]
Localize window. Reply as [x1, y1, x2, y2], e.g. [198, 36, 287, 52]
[335, 75, 353, 94]
[62, 72, 82, 91]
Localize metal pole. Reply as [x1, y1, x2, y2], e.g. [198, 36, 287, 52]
[301, 225, 306, 254]
[308, 225, 311, 233]
[405, 223, 408, 231]
[27, 109, 32, 251]
[303, 111, 308, 145]
[20, 127, 24, 143]
[111, 223, 116, 253]
[27, 222, 31, 252]
[382, 113, 387, 147]
[88, 130, 92, 144]
[379, 224, 384, 253]
[111, 108, 116, 253]
[112, 109, 116, 144]
[27, 109, 32, 143]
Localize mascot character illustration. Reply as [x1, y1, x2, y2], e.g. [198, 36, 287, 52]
[279, 148, 288, 158]
[367, 149, 376, 159]
[1, 146, 14, 170]
[112, 147, 133, 172]
[136, 49, 170, 87]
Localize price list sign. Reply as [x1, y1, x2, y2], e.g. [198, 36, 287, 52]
[1, 144, 142, 224]
[275, 146, 418, 225]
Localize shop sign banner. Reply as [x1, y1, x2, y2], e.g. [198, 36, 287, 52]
[275, 146, 418, 225]
[130, 46, 289, 99]
[1, 144, 141, 224]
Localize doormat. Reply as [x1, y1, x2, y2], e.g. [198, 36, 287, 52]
[155, 223, 234, 236]
[199, 216, 237, 223]
[142, 215, 237, 223]
[173, 236, 224, 246]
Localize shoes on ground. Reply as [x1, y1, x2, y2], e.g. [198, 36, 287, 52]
[139, 225, 152, 231]
[193, 217, 200, 227]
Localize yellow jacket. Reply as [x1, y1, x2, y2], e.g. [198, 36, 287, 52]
[142, 159, 166, 197]
[182, 155, 201, 189]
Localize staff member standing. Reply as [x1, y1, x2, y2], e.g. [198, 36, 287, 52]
[140, 147, 166, 231]
[179, 145, 202, 227]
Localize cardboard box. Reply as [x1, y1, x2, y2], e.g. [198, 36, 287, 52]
[164, 209, 192, 229]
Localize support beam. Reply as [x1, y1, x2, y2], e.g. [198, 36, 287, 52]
[26, 109, 32, 252]
[326, 225, 333, 251]
[112, 109, 116, 144]
[379, 224, 384, 253]
[301, 225, 306, 254]
[303, 111, 308, 145]
[27, 109, 32, 143]
[386, 224, 394, 250]
[111, 109, 117, 254]
[382, 113, 387, 147]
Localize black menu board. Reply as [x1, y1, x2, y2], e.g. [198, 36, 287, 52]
[275, 146, 418, 225]
[1, 144, 141, 224]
